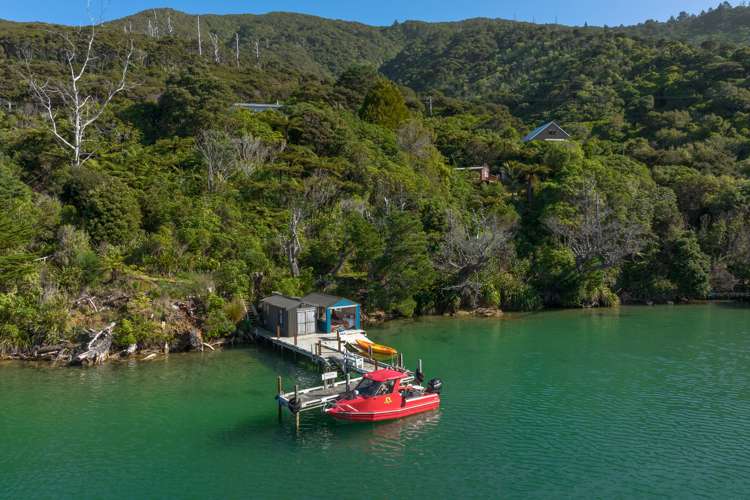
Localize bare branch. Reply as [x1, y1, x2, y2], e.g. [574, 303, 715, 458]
[545, 179, 648, 271]
[24, 27, 133, 167]
[435, 210, 512, 307]
[208, 32, 221, 64]
[197, 129, 283, 191]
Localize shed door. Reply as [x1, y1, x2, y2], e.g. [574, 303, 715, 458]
[297, 308, 316, 335]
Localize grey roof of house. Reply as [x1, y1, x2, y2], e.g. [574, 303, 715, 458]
[233, 103, 284, 112]
[301, 292, 347, 308]
[260, 294, 302, 310]
[522, 121, 570, 142]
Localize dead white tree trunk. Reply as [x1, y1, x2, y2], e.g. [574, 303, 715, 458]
[208, 33, 221, 63]
[25, 26, 133, 168]
[152, 9, 160, 38]
[255, 40, 260, 66]
[287, 208, 303, 277]
[235, 33, 240, 68]
[283, 173, 335, 277]
[197, 16, 202, 56]
[167, 15, 174, 35]
[71, 322, 115, 366]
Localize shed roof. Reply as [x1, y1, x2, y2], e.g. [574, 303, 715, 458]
[522, 121, 570, 142]
[233, 102, 284, 113]
[365, 369, 407, 382]
[301, 292, 358, 308]
[260, 294, 302, 310]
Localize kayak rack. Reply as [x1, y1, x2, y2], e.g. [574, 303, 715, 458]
[252, 326, 415, 429]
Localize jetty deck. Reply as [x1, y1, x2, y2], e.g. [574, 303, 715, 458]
[253, 327, 401, 375]
[252, 326, 414, 423]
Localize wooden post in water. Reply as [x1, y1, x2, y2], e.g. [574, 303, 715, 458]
[337, 330, 341, 352]
[294, 328, 298, 347]
[276, 325, 280, 339]
[294, 384, 300, 431]
[317, 340, 322, 359]
[277, 376, 283, 422]
[398, 352, 404, 369]
[346, 373, 351, 391]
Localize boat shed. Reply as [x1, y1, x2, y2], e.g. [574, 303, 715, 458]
[301, 293, 361, 333]
[259, 294, 316, 337]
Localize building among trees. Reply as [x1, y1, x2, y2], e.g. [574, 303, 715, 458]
[259, 293, 361, 337]
[522, 121, 571, 142]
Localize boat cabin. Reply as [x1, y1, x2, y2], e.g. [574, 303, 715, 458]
[301, 292, 361, 333]
[355, 369, 407, 396]
[259, 293, 316, 337]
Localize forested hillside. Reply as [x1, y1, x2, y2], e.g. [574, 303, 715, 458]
[625, 2, 750, 45]
[1, 4, 749, 357]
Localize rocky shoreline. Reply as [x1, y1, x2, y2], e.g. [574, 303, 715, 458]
[1, 324, 241, 366]
[1, 306, 509, 366]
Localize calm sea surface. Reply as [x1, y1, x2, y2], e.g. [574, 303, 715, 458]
[2, 304, 750, 498]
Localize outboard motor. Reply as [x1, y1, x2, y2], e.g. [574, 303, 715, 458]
[427, 378, 442, 394]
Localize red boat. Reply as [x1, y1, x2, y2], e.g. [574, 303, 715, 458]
[325, 369, 442, 422]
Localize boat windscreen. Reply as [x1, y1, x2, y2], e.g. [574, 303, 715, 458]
[355, 378, 383, 397]
[356, 379, 394, 397]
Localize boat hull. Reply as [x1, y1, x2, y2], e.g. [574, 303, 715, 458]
[326, 395, 440, 422]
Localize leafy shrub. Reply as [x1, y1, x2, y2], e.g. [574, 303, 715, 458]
[359, 79, 409, 130]
[81, 180, 142, 246]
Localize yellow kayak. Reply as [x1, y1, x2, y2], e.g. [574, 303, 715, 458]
[355, 338, 398, 357]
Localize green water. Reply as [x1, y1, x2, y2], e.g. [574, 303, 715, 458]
[3, 304, 750, 498]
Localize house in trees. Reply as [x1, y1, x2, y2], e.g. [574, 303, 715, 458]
[522, 121, 571, 142]
[233, 101, 283, 113]
[455, 164, 498, 183]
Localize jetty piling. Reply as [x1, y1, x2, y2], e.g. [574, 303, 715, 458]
[277, 376, 283, 422]
[294, 384, 300, 430]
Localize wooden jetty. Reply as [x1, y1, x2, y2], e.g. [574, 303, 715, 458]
[252, 326, 414, 429]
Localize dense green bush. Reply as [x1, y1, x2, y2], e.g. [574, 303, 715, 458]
[2, 7, 750, 351]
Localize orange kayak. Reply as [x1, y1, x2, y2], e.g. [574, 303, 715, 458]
[355, 338, 398, 357]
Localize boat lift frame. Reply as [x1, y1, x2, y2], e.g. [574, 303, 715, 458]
[253, 326, 415, 429]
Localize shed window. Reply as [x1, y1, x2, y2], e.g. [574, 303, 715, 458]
[278, 310, 284, 325]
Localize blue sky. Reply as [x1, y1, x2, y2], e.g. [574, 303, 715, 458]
[1, 0, 731, 27]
